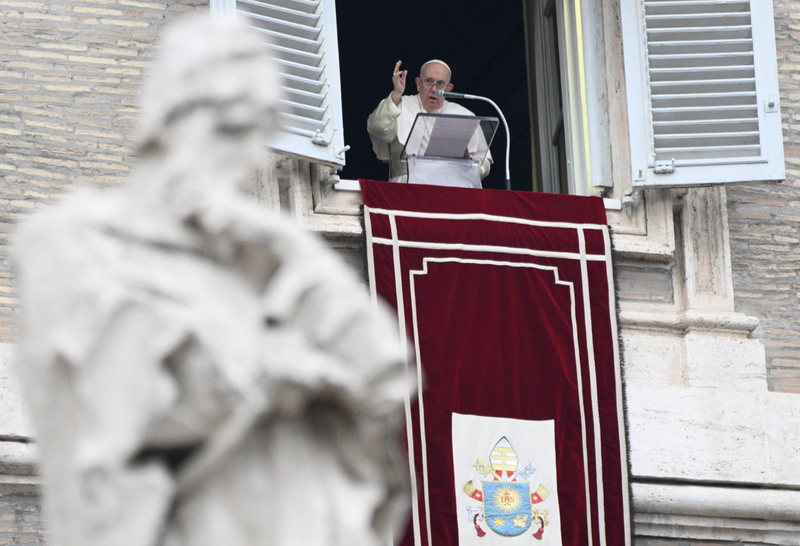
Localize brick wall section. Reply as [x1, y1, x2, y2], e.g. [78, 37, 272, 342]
[0, 491, 44, 546]
[614, 257, 674, 305]
[726, 0, 800, 394]
[0, 0, 206, 343]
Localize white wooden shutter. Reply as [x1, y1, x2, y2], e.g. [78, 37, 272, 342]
[621, 0, 784, 188]
[211, 0, 346, 168]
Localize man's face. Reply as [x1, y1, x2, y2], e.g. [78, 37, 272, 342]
[416, 63, 453, 112]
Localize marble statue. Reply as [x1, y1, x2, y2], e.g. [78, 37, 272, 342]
[15, 15, 411, 546]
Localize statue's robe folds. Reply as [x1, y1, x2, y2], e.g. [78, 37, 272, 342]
[16, 189, 411, 546]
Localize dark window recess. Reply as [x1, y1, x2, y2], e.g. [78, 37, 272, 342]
[335, 0, 534, 192]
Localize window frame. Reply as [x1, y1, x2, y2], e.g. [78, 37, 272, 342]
[528, 0, 615, 196]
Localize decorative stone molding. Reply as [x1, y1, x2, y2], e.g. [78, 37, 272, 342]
[617, 183, 800, 545]
[632, 482, 800, 545]
[307, 174, 363, 239]
[609, 189, 676, 259]
[619, 310, 760, 336]
[311, 174, 362, 217]
[678, 186, 736, 313]
[254, 154, 363, 240]
[0, 442, 38, 485]
[633, 482, 800, 521]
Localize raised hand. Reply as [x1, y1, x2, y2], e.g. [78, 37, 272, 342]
[391, 60, 407, 105]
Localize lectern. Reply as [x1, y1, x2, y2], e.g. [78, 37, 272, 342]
[400, 113, 498, 189]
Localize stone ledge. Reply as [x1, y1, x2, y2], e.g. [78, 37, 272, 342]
[620, 310, 760, 336]
[632, 482, 800, 545]
[633, 482, 800, 521]
[304, 212, 363, 239]
[0, 440, 37, 478]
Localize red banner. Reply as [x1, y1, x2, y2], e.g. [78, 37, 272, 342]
[361, 181, 630, 546]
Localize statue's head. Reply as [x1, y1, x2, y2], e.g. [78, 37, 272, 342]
[137, 15, 281, 197]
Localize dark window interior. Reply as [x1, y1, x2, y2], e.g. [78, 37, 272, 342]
[336, 0, 534, 191]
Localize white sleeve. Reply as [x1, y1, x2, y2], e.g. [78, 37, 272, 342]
[478, 150, 493, 180]
[367, 93, 402, 143]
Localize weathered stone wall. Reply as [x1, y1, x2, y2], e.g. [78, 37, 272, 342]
[726, 0, 800, 394]
[0, 0, 205, 343]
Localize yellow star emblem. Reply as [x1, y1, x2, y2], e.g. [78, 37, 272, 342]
[493, 517, 505, 528]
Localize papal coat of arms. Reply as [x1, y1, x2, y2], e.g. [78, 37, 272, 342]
[462, 436, 551, 540]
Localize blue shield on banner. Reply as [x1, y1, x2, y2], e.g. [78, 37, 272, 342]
[483, 481, 532, 536]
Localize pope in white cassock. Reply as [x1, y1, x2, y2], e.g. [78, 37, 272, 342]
[367, 59, 493, 183]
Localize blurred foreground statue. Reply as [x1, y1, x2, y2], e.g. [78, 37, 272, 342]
[15, 16, 411, 546]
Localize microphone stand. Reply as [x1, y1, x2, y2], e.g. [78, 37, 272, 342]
[437, 90, 511, 191]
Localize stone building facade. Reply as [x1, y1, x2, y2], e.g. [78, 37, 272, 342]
[0, 0, 207, 340]
[2, 0, 800, 545]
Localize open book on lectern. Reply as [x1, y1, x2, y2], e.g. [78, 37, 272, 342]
[400, 113, 498, 189]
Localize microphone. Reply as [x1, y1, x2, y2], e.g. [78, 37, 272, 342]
[435, 90, 474, 100]
[434, 89, 511, 190]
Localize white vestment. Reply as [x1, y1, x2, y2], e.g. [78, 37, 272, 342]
[367, 93, 492, 183]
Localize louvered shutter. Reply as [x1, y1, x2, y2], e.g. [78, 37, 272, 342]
[621, 0, 784, 188]
[211, 0, 346, 168]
